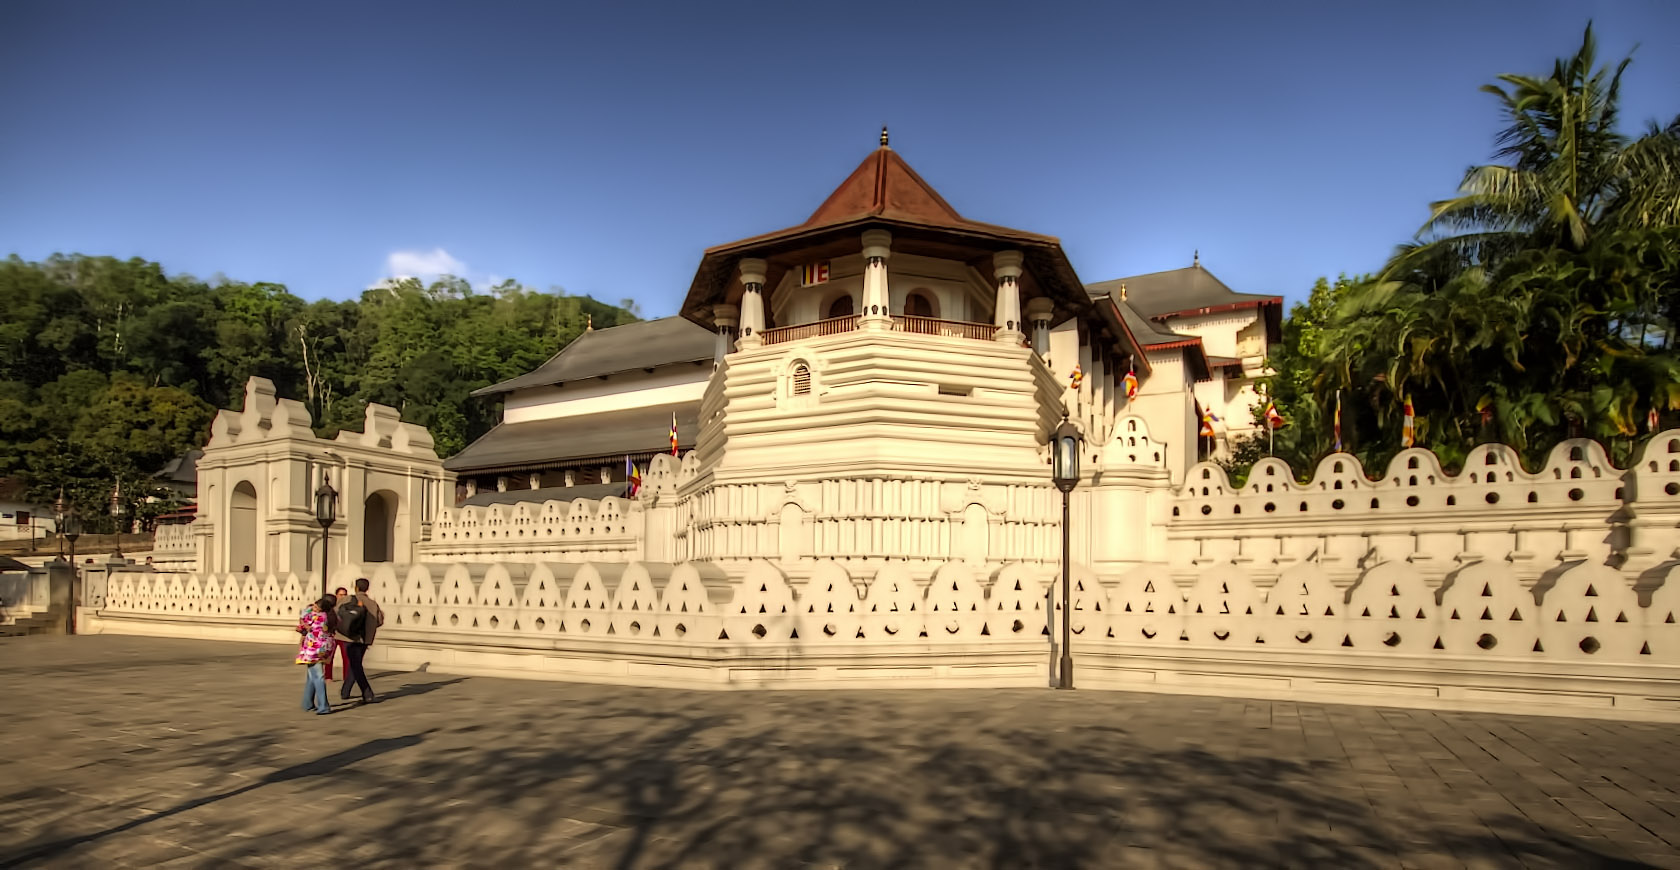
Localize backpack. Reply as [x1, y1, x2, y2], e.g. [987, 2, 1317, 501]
[337, 595, 369, 642]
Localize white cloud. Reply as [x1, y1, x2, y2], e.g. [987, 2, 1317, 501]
[386, 247, 469, 281]
[378, 248, 517, 294]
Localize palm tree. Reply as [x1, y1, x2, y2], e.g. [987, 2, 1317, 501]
[1316, 24, 1680, 468]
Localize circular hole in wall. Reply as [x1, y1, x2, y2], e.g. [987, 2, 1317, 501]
[1331, 499, 1345, 510]
[823, 623, 837, 637]
[1383, 632, 1401, 647]
[1485, 492, 1500, 505]
[751, 624, 767, 639]
[1012, 619, 1025, 633]
[580, 618, 591, 632]
[1264, 502, 1276, 513]
[629, 621, 641, 634]
[1406, 495, 1420, 507]
[1667, 483, 1680, 496]
[1201, 505, 1212, 515]
[675, 623, 687, 638]
[449, 614, 459, 627]
[1568, 488, 1585, 501]
[1579, 636, 1601, 654]
[535, 617, 546, 631]
[1476, 633, 1497, 650]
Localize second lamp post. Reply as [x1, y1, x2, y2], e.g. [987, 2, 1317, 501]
[315, 475, 338, 597]
[1051, 416, 1083, 690]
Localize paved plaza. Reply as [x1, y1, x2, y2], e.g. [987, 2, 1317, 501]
[2, 637, 1679, 869]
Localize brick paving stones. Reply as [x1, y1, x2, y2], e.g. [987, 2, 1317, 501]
[2, 635, 1679, 869]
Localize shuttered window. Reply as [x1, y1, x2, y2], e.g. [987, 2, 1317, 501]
[792, 363, 811, 396]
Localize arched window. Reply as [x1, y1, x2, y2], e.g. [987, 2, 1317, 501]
[905, 292, 935, 318]
[792, 363, 811, 396]
[826, 295, 854, 319]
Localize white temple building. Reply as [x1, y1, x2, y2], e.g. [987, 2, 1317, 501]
[98, 134, 1680, 721]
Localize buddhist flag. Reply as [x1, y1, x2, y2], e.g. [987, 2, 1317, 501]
[670, 411, 680, 456]
[1123, 365, 1139, 400]
[625, 455, 642, 498]
[1401, 396, 1415, 448]
[1069, 365, 1084, 391]
[1333, 390, 1344, 452]
[801, 261, 830, 286]
[1651, 404, 1662, 434]
[1199, 405, 1217, 438]
[1264, 401, 1286, 429]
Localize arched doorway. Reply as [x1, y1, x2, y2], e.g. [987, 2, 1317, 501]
[826, 294, 854, 319]
[229, 481, 257, 572]
[904, 291, 936, 318]
[363, 490, 398, 563]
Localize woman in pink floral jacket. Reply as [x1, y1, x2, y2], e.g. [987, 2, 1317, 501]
[297, 596, 337, 715]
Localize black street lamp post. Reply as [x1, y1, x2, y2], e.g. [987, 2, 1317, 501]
[63, 509, 82, 634]
[110, 484, 124, 558]
[315, 475, 338, 597]
[53, 489, 66, 563]
[1051, 416, 1083, 690]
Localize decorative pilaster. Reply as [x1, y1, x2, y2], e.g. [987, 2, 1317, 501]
[992, 250, 1024, 344]
[1025, 297, 1054, 359]
[711, 303, 739, 362]
[860, 229, 892, 330]
[737, 258, 768, 349]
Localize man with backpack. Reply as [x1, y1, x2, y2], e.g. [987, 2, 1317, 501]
[334, 577, 384, 705]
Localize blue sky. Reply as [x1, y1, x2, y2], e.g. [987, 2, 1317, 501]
[3, 1, 1677, 314]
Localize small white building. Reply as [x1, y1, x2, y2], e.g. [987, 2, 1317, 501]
[0, 478, 52, 542]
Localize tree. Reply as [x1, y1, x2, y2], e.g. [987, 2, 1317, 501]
[1309, 24, 1679, 472]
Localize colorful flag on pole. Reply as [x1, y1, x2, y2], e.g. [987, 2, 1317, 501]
[1264, 401, 1286, 429]
[625, 455, 641, 498]
[1069, 365, 1084, 391]
[1333, 390, 1344, 452]
[1401, 396, 1415, 448]
[801, 261, 830, 286]
[670, 411, 680, 456]
[1123, 365, 1139, 400]
[1199, 405, 1217, 438]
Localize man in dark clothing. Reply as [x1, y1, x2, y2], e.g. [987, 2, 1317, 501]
[334, 577, 384, 704]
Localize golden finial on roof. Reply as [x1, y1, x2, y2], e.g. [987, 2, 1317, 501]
[1120, 283, 1128, 302]
[586, 314, 593, 331]
[880, 125, 889, 147]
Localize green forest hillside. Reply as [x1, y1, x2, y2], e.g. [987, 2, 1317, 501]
[0, 255, 638, 528]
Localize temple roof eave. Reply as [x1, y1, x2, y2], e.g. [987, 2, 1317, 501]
[681, 216, 1090, 330]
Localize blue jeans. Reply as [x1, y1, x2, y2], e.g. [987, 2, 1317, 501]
[301, 662, 331, 713]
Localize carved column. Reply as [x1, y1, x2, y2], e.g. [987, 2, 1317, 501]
[711, 303, 739, 362]
[860, 230, 892, 330]
[993, 250, 1024, 344]
[1025, 297, 1054, 359]
[737, 258, 767, 349]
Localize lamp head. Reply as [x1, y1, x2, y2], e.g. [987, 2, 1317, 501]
[1052, 418, 1083, 493]
[314, 477, 338, 528]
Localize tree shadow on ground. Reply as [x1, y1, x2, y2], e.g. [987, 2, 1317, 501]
[0, 732, 429, 868]
[1, 645, 1673, 870]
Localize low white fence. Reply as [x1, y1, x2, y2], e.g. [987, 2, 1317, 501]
[90, 554, 1680, 721]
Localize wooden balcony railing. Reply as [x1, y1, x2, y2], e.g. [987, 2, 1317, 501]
[891, 315, 997, 341]
[762, 315, 860, 345]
